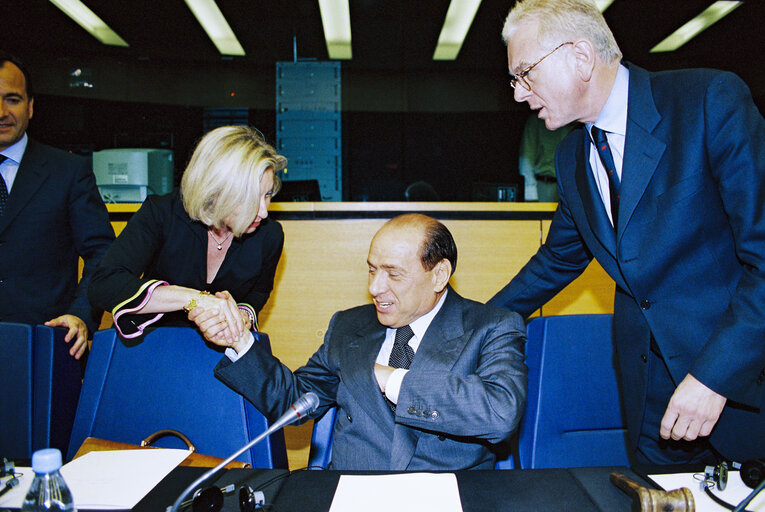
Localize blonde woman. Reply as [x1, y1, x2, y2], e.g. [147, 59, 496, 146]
[89, 126, 284, 345]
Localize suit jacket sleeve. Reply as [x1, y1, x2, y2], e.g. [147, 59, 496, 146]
[65, 155, 115, 333]
[214, 314, 345, 424]
[488, 168, 592, 317]
[688, 72, 765, 400]
[395, 308, 528, 444]
[89, 195, 168, 313]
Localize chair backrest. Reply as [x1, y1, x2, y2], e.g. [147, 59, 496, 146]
[0, 323, 82, 459]
[307, 406, 337, 469]
[518, 314, 630, 469]
[67, 327, 287, 469]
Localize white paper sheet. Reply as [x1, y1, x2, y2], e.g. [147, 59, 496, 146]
[328, 472, 463, 512]
[650, 471, 764, 512]
[0, 449, 190, 510]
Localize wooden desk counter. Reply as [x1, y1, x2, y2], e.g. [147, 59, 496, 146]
[105, 201, 615, 469]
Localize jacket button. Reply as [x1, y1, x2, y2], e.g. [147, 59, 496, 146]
[407, 406, 416, 415]
[641, 354, 648, 363]
[438, 435, 445, 441]
[640, 300, 651, 310]
[430, 410, 439, 420]
[346, 414, 352, 423]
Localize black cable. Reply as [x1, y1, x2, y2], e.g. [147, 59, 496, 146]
[703, 483, 759, 512]
[732, 478, 765, 512]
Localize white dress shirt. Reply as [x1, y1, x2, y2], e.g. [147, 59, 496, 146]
[375, 289, 448, 404]
[0, 133, 28, 192]
[586, 64, 629, 227]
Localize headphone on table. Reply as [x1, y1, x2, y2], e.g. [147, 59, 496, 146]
[739, 459, 765, 489]
[705, 459, 765, 490]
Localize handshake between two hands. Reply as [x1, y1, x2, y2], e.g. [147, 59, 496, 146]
[185, 290, 252, 352]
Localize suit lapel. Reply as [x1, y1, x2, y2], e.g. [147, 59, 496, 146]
[0, 140, 50, 234]
[339, 314, 395, 439]
[409, 289, 465, 372]
[390, 289, 465, 470]
[619, 64, 665, 242]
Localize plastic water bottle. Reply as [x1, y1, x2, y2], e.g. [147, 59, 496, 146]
[21, 448, 76, 511]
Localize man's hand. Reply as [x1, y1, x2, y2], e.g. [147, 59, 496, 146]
[44, 314, 89, 359]
[188, 306, 250, 353]
[660, 374, 726, 441]
[374, 363, 395, 393]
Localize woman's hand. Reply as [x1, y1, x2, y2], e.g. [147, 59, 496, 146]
[189, 291, 243, 343]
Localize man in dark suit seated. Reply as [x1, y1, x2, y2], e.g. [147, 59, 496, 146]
[0, 53, 114, 359]
[193, 213, 528, 470]
[490, 0, 765, 464]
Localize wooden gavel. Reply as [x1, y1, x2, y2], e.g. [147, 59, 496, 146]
[610, 472, 695, 512]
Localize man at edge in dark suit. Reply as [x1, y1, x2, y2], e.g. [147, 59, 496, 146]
[0, 52, 114, 359]
[489, 0, 764, 464]
[192, 213, 528, 470]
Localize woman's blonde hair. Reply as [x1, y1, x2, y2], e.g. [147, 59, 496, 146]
[181, 126, 285, 237]
[502, 0, 622, 64]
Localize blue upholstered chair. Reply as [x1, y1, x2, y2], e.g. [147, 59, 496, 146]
[307, 406, 337, 469]
[517, 314, 630, 469]
[67, 327, 287, 468]
[0, 323, 82, 459]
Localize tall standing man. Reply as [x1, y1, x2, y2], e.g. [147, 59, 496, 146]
[490, 0, 764, 464]
[0, 52, 114, 358]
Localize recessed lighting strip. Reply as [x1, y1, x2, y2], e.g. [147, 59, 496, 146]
[594, 0, 615, 12]
[651, 1, 742, 53]
[48, 0, 128, 47]
[184, 0, 245, 56]
[318, 0, 352, 59]
[433, 0, 482, 61]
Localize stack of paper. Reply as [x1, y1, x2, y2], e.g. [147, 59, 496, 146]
[0, 449, 189, 510]
[329, 473, 463, 512]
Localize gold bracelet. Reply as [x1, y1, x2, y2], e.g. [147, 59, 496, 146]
[183, 291, 211, 313]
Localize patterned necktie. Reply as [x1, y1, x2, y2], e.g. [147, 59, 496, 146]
[388, 325, 415, 369]
[591, 126, 620, 228]
[0, 155, 8, 217]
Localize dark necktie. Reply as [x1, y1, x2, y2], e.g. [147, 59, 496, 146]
[591, 126, 620, 227]
[388, 325, 415, 369]
[0, 155, 8, 217]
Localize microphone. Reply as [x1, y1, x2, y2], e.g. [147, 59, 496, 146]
[167, 392, 320, 512]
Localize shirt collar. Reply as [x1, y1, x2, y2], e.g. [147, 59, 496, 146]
[408, 288, 448, 341]
[1, 133, 28, 164]
[587, 64, 629, 138]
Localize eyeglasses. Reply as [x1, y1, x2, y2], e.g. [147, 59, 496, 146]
[509, 42, 573, 91]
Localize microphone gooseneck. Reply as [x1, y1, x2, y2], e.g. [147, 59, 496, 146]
[167, 392, 320, 512]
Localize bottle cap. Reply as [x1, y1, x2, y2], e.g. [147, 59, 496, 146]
[31, 448, 63, 473]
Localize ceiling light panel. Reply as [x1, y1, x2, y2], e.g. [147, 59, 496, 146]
[48, 0, 128, 47]
[433, 0, 482, 61]
[318, 0, 352, 59]
[594, 0, 615, 12]
[184, 0, 245, 56]
[651, 1, 742, 53]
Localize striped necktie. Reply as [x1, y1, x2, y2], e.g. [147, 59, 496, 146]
[591, 126, 620, 227]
